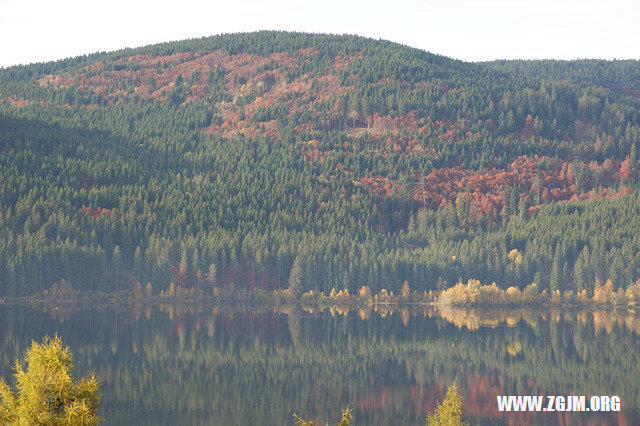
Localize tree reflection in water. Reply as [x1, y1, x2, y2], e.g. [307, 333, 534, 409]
[0, 304, 638, 425]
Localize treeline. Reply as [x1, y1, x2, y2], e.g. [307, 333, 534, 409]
[1, 32, 640, 298]
[488, 59, 640, 93]
[438, 278, 640, 309]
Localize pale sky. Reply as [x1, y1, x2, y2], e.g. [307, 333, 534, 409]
[1, 0, 639, 68]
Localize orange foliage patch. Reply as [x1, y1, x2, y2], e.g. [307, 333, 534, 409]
[360, 155, 637, 221]
[80, 205, 111, 220]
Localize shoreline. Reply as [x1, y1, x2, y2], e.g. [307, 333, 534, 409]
[0, 290, 637, 315]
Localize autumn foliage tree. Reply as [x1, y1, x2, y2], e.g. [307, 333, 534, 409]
[427, 382, 466, 426]
[619, 157, 633, 182]
[293, 407, 353, 426]
[0, 336, 101, 425]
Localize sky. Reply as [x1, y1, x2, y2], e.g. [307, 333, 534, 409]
[1, 0, 639, 68]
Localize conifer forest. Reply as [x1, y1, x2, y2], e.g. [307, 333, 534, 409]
[1, 31, 640, 299]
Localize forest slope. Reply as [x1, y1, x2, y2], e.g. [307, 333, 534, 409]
[1, 31, 639, 297]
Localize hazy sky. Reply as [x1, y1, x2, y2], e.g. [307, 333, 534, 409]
[1, 0, 638, 67]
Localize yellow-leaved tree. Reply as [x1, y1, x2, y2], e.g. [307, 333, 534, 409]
[0, 335, 101, 425]
[427, 382, 466, 426]
[293, 407, 353, 426]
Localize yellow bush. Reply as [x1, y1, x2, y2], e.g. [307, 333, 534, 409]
[329, 288, 338, 300]
[577, 289, 590, 304]
[508, 249, 523, 265]
[505, 286, 522, 304]
[357, 286, 373, 302]
[522, 283, 540, 304]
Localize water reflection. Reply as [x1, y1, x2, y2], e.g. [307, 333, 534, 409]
[0, 304, 638, 425]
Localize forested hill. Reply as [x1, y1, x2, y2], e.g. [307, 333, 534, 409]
[1, 31, 640, 298]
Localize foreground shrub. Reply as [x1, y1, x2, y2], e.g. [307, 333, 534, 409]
[0, 336, 100, 425]
[427, 382, 466, 426]
[293, 407, 353, 426]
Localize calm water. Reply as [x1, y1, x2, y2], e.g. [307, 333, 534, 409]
[1, 304, 639, 425]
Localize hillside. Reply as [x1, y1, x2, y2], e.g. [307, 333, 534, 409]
[1, 31, 640, 297]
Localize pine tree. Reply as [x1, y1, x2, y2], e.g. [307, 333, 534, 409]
[288, 256, 304, 297]
[550, 245, 562, 292]
[206, 263, 217, 289]
[113, 246, 122, 293]
[401, 281, 411, 299]
[134, 246, 143, 282]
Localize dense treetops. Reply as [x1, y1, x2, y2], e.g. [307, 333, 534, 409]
[0, 31, 639, 297]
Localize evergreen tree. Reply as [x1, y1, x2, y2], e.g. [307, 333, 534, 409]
[288, 256, 304, 297]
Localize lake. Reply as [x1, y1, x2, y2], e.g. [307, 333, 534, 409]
[0, 304, 638, 425]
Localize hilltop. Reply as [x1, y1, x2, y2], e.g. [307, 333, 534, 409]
[1, 31, 640, 298]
